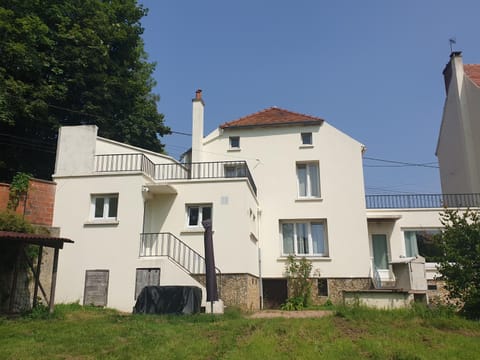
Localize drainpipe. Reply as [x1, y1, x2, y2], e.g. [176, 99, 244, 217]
[257, 207, 263, 309]
[258, 247, 263, 309]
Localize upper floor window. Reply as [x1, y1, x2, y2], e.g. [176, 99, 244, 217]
[281, 220, 328, 256]
[229, 136, 240, 149]
[187, 204, 212, 227]
[301, 132, 312, 145]
[225, 163, 247, 178]
[296, 162, 320, 198]
[404, 229, 442, 262]
[91, 194, 118, 220]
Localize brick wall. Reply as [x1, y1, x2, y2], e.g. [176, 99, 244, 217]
[0, 179, 56, 226]
[0, 183, 9, 210]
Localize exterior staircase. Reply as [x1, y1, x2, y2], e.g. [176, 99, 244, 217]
[139, 232, 222, 296]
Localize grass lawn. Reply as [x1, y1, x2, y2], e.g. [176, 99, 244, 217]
[0, 304, 479, 359]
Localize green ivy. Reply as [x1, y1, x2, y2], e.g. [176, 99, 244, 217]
[7, 172, 31, 211]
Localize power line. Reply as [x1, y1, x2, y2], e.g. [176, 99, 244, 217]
[363, 156, 439, 169]
[171, 130, 191, 136]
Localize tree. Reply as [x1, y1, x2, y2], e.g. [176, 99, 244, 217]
[438, 209, 480, 319]
[0, 0, 170, 181]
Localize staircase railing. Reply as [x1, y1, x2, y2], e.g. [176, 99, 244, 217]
[139, 232, 221, 276]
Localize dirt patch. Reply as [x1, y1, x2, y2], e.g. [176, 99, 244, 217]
[249, 310, 333, 319]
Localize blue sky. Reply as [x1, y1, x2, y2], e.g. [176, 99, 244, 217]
[138, 0, 480, 195]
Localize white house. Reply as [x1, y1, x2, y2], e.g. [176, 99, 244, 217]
[437, 51, 480, 194]
[52, 90, 466, 311]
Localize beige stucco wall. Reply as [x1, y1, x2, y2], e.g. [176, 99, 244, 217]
[367, 208, 444, 281]
[437, 56, 480, 194]
[96, 137, 176, 164]
[200, 122, 370, 279]
[143, 179, 259, 275]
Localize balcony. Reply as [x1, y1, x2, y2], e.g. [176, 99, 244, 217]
[366, 193, 480, 209]
[94, 153, 257, 195]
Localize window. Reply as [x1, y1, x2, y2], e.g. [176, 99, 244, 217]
[91, 194, 118, 220]
[281, 220, 327, 256]
[296, 162, 320, 198]
[187, 205, 212, 227]
[301, 132, 312, 145]
[372, 234, 389, 270]
[404, 229, 442, 262]
[317, 278, 328, 296]
[225, 163, 247, 178]
[229, 136, 240, 149]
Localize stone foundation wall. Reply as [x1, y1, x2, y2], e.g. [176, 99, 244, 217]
[193, 273, 260, 311]
[314, 278, 372, 304]
[427, 279, 458, 307]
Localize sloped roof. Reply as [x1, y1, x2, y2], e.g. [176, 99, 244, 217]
[220, 107, 324, 129]
[0, 231, 73, 249]
[464, 64, 480, 87]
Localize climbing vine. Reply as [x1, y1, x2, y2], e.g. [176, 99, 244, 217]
[7, 172, 31, 211]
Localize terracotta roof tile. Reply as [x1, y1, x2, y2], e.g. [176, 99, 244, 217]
[220, 107, 324, 129]
[464, 64, 480, 87]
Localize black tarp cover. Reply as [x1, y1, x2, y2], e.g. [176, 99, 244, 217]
[133, 286, 202, 315]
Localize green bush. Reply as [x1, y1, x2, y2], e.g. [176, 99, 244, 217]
[0, 211, 34, 233]
[437, 209, 480, 320]
[280, 296, 305, 311]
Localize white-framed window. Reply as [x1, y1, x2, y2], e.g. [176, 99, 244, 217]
[296, 162, 320, 198]
[91, 194, 118, 220]
[281, 220, 328, 256]
[229, 136, 240, 149]
[225, 164, 247, 178]
[403, 229, 442, 262]
[187, 204, 212, 227]
[301, 132, 312, 145]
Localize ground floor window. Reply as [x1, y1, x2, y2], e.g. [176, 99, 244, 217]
[317, 278, 328, 297]
[281, 220, 327, 256]
[187, 204, 212, 227]
[404, 229, 442, 262]
[91, 194, 118, 220]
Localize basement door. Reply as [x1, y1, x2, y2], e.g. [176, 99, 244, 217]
[84, 270, 109, 306]
[135, 268, 160, 299]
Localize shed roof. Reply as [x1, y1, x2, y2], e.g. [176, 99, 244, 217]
[0, 231, 73, 249]
[220, 107, 324, 129]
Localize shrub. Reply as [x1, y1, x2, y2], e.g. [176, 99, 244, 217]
[437, 209, 480, 320]
[282, 255, 313, 310]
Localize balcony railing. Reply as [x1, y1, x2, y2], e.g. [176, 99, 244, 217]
[366, 193, 480, 209]
[139, 232, 221, 275]
[94, 154, 257, 195]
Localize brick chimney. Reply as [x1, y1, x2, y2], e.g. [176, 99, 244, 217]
[191, 89, 204, 162]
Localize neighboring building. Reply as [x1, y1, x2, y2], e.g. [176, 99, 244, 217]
[437, 51, 480, 194]
[53, 91, 465, 312]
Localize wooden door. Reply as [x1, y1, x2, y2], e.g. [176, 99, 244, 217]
[84, 270, 109, 306]
[135, 268, 160, 299]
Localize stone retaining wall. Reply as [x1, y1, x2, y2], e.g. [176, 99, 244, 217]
[193, 273, 260, 311]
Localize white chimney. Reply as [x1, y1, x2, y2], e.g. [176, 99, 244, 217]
[191, 89, 204, 162]
[54, 125, 98, 177]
